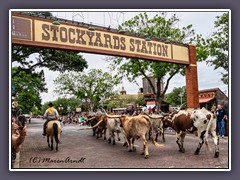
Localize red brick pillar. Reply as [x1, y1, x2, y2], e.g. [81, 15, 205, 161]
[185, 44, 200, 109]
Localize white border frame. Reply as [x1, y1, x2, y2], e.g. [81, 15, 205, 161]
[9, 9, 231, 171]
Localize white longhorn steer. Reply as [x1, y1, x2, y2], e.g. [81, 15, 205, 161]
[106, 116, 122, 145]
[101, 110, 124, 145]
[163, 108, 219, 158]
[191, 108, 219, 158]
[144, 113, 165, 142]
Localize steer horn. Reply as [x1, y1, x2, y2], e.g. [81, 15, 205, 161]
[144, 112, 163, 119]
[179, 103, 186, 111]
[79, 118, 104, 130]
[87, 116, 96, 121]
[101, 108, 122, 118]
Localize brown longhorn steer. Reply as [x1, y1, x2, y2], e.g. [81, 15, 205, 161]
[119, 114, 163, 159]
[87, 113, 107, 140]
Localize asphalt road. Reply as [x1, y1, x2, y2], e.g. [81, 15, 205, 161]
[17, 118, 229, 170]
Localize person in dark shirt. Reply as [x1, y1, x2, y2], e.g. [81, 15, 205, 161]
[216, 104, 227, 138]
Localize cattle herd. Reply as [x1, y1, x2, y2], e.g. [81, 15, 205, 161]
[82, 107, 220, 159]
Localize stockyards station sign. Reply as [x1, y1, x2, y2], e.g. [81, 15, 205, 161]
[12, 13, 190, 65]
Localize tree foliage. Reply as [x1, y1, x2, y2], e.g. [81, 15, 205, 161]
[41, 98, 82, 115]
[12, 11, 88, 110]
[195, 13, 229, 84]
[12, 11, 88, 77]
[12, 47, 88, 76]
[54, 69, 121, 112]
[164, 86, 186, 107]
[105, 95, 134, 109]
[110, 12, 196, 110]
[12, 67, 47, 114]
[135, 93, 146, 107]
[105, 93, 146, 110]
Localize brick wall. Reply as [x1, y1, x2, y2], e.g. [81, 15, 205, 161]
[185, 45, 200, 109]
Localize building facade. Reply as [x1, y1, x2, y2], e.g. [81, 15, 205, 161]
[199, 87, 229, 136]
[142, 74, 169, 112]
[142, 74, 164, 95]
[199, 88, 228, 111]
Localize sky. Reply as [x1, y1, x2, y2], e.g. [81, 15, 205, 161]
[23, 10, 228, 104]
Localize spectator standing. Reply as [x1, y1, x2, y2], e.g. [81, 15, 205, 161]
[216, 104, 227, 138]
[148, 106, 152, 114]
[152, 106, 156, 114]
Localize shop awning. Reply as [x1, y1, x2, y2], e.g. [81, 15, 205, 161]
[199, 97, 215, 103]
[146, 100, 155, 109]
[146, 104, 155, 109]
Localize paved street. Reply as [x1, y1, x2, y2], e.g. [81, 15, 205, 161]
[18, 118, 229, 169]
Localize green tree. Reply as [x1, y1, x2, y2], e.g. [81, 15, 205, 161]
[105, 94, 144, 110]
[31, 106, 42, 116]
[164, 86, 186, 107]
[12, 47, 88, 76]
[111, 12, 195, 111]
[12, 67, 47, 114]
[195, 13, 229, 84]
[12, 11, 88, 114]
[105, 94, 124, 109]
[54, 69, 121, 112]
[41, 98, 82, 115]
[12, 11, 88, 77]
[135, 93, 146, 107]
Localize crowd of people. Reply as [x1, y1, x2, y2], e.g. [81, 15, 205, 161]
[40, 102, 228, 137]
[60, 114, 91, 126]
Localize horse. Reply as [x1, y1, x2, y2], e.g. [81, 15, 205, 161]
[46, 120, 62, 151]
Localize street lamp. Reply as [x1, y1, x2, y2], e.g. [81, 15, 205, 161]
[179, 92, 184, 105]
[58, 104, 64, 115]
[67, 105, 71, 117]
[82, 93, 90, 112]
[100, 95, 105, 105]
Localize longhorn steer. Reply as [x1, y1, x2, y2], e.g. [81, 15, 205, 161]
[119, 114, 163, 159]
[163, 108, 219, 158]
[106, 116, 122, 145]
[101, 110, 124, 145]
[191, 108, 219, 157]
[89, 114, 107, 140]
[144, 113, 164, 142]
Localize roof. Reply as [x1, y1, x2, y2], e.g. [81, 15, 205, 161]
[199, 97, 215, 103]
[142, 73, 154, 79]
[199, 88, 219, 93]
[119, 94, 139, 99]
[146, 100, 169, 105]
[199, 87, 228, 98]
